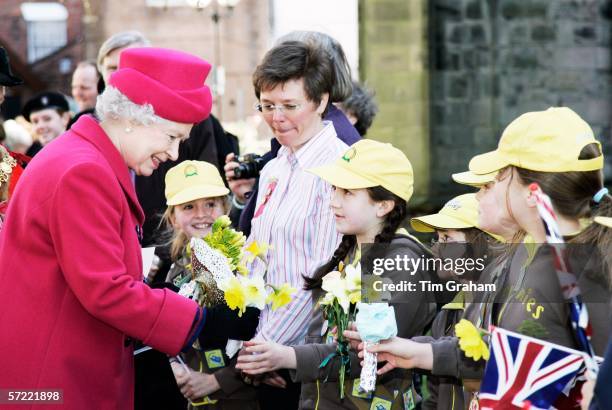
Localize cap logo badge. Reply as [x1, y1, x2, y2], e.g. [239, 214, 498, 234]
[446, 200, 461, 211]
[184, 165, 198, 177]
[41, 96, 48, 106]
[342, 147, 357, 163]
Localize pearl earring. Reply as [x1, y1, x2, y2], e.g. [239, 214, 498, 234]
[125, 127, 133, 133]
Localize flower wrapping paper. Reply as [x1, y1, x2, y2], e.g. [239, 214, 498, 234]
[355, 303, 397, 392]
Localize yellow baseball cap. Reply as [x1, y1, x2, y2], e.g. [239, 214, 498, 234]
[469, 107, 603, 175]
[595, 216, 612, 228]
[411, 194, 479, 232]
[307, 139, 414, 201]
[451, 170, 497, 187]
[165, 160, 229, 206]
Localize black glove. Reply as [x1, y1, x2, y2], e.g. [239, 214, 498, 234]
[149, 281, 180, 293]
[198, 305, 261, 349]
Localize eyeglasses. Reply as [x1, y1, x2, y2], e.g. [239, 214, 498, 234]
[254, 102, 303, 116]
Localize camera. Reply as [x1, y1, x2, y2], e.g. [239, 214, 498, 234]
[233, 154, 266, 179]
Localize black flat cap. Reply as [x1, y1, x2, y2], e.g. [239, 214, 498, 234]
[22, 91, 69, 121]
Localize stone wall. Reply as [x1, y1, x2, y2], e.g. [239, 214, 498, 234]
[360, 0, 430, 206]
[429, 0, 612, 205]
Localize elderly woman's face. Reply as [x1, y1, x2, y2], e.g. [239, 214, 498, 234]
[119, 121, 192, 176]
[259, 79, 328, 152]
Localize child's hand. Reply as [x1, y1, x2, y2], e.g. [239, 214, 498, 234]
[581, 379, 595, 410]
[262, 371, 287, 388]
[359, 337, 434, 374]
[179, 371, 221, 402]
[235, 340, 297, 374]
[343, 324, 362, 351]
[170, 361, 191, 387]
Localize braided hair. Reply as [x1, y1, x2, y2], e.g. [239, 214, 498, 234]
[304, 186, 407, 290]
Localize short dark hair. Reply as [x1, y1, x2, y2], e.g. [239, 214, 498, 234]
[253, 41, 334, 109]
[341, 81, 378, 136]
[275, 31, 353, 103]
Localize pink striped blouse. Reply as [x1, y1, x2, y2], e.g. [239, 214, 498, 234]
[247, 121, 347, 346]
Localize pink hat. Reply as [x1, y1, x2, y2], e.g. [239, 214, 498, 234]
[109, 47, 213, 123]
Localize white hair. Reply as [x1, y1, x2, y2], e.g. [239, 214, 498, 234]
[95, 86, 171, 126]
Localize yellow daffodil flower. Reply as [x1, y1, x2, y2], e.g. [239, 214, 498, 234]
[266, 283, 297, 311]
[245, 240, 272, 264]
[321, 271, 350, 313]
[455, 319, 490, 361]
[219, 276, 247, 316]
[241, 275, 267, 310]
[236, 263, 249, 276]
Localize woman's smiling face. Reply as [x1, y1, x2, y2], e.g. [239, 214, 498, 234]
[119, 121, 192, 176]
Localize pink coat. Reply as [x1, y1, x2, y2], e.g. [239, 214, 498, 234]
[0, 116, 198, 409]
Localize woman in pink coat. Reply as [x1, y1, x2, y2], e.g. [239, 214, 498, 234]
[0, 48, 224, 409]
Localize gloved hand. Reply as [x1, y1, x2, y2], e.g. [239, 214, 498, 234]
[150, 281, 180, 293]
[198, 305, 260, 349]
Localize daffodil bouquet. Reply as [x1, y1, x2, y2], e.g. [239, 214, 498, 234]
[219, 238, 298, 317]
[178, 215, 296, 318]
[318, 262, 361, 399]
[178, 215, 249, 308]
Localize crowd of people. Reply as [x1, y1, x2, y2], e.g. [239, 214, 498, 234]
[0, 27, 610, 410]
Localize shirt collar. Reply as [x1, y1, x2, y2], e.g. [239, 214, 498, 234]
[277, 121, 336, 168]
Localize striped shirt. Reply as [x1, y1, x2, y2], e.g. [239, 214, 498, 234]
[247, 121, 347, 346]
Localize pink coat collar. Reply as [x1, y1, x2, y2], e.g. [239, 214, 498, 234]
[70, 115, 145, 225]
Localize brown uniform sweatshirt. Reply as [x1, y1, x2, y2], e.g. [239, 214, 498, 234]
[289, 234, 438, 410]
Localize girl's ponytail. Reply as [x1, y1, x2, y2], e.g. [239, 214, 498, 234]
[588, 191, 612, 284]
[304, 235, 356, 290]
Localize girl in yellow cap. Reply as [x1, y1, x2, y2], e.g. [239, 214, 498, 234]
[235, 139, 438, 409]
[345, 107, 612, 409]
[410, 193, 502, 282]
[410, 193, 503, 410]
[160, 160, 259, 410]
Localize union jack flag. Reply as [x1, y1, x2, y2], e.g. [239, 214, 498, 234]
[478, 326, 585, 410]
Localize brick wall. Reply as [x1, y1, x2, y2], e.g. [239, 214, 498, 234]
[99, 0, 269, 122]
[428, 0, 612, 205]
[0, 0, 86, 115]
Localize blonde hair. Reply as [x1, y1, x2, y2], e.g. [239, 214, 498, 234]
[160, 196, 230, 261]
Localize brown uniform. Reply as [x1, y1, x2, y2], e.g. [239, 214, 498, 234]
[416, 293, 470, 410]
[429, 242, 611, 406]
[167, 255, 259, 410]
[289, 234, 438, 410]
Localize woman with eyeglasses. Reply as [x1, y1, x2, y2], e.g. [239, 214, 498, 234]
[235, 41, 349, 410]
[224, 31, 360, 237]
